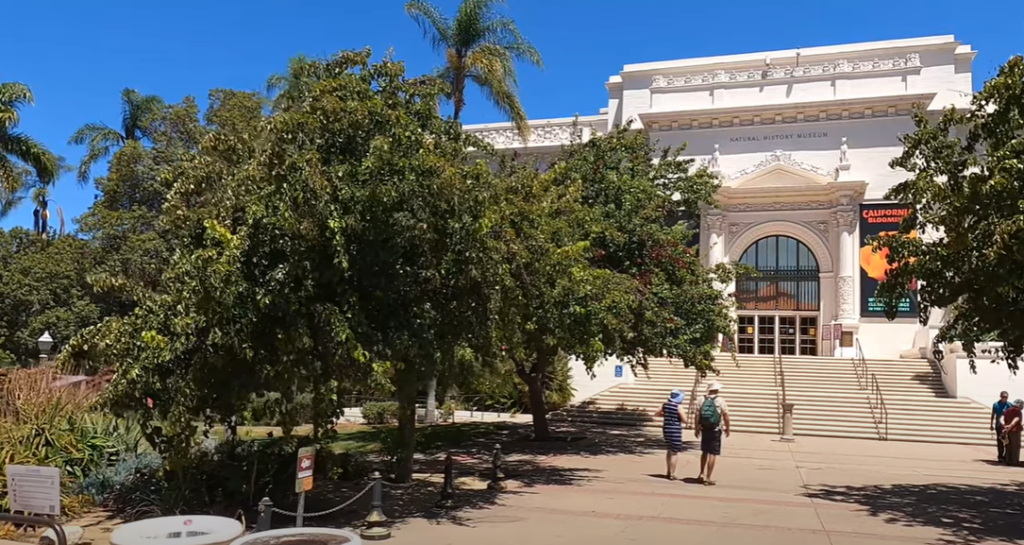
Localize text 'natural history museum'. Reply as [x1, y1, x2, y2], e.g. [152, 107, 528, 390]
[464, 35, 974, 361]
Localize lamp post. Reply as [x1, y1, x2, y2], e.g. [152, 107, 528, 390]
[37, 331, 54, 366]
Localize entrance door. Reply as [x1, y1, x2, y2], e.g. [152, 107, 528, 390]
[757, 316, 776, 355]
[735, 314, 819, 356]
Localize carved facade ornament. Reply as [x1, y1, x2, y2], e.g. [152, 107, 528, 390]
[809, 220, 830, 237]
[724, 201, 833, 212]
[832, 211, 858, 231]
[728, 222, 754, 234]
[704, 214, 726, 234]
[468, 123, 591, 149]
[651, 53, 922, 89]
[728, 150, 836, 181]
[837, 275, 855, 318]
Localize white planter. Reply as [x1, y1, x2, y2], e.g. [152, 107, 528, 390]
[231, 528, 361, 545]
[111, 516, 243, 545]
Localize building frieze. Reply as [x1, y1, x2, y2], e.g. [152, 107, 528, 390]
[651, 53, 921, 90]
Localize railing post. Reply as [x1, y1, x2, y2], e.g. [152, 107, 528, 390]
[256, 497, 274, 532]
[360, 471, 391, 541]
[487, 444, 506, 491]
[436, 453, 455, 509]
[780, 402, 795, 442]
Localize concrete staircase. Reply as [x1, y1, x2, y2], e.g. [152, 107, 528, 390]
[554, 355, 994, 446]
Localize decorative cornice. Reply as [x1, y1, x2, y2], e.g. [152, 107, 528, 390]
[728, 150, 836, 181]
[651, 53, 921, 89]
[465, 121, 604, 149]
[724, 201, 834, 212]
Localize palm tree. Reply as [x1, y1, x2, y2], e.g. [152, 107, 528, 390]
[266, 54, 314, 112]
[69, 88, 164, 184]
[405, 0, 542, 140]
[0, 81, 60, 221]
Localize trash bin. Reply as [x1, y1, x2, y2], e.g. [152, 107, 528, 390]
[231, 528, 361, 545]
[110, 516, 243, 545]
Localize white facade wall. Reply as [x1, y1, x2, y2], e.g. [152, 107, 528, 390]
[464, 35, 977, 380]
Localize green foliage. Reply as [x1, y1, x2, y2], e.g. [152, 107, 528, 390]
[405, 0, 542, 136]
[360, 401, 399, 425]
[875, 55, 1024, 371]
[0, 229, 104, 367]
[66, 51, 502, 483]
[0, 368, 145, 516]
[0, 81, 61, 220]
[489, 125, 734, 438]
[68, 88, 165, 184]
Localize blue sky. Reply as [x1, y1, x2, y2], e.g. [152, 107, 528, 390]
[4, 0, 1021, 230]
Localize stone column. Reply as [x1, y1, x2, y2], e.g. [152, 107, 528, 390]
[705, 212, 726, 267]
[704, 212, 729, 351]
[834, 210, 857, 322]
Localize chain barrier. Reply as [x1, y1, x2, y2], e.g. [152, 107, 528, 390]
[271, 481, 374, 518]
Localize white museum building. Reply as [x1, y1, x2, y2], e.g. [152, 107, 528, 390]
[464, 35, 975, 365]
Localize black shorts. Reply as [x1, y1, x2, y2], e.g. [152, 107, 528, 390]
[700, 427, 722, 455]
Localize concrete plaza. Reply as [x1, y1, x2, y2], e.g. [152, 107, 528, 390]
[387, 427, 1024, 545]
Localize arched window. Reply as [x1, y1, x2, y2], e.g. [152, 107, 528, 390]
[735, 235, 820, 311]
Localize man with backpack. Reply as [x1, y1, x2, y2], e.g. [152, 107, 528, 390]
[695, 381, 730, 486]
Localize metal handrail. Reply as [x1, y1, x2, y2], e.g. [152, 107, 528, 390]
[772, 351, 787, 404]
[869, 373, 889, 440]
[852, 338, 869, 390]
[0, 514, 67, 545]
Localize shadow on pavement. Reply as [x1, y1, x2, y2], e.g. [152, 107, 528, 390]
[802, 481, 1024, 544]
[272, 422, 667, 529]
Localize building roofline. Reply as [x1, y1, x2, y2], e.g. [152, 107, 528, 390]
[462, 114, 605, 131]
[620, 35, 965, 75]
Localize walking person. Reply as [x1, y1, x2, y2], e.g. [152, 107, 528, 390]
[1002, 399, 1023, 466]
[655, 389, 687, 480]
[695, 381, 729, 486]
[992, 391, 1012, 462]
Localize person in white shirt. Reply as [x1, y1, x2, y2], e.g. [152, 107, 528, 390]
[695, 381, 730, 486]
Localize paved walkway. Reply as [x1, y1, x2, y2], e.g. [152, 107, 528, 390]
[388, 429, 1024, 545]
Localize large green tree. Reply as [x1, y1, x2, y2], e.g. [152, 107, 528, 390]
[69, 88, 164, 184]
[405, 0, 542, 139]
[63, 52, 502, 482]
[492, 128, 734, 439]
[874, 55, 1024, 371]
[75, 96, 206, 316]
[0, 228, 102, 367]
[0, 81, 60, 220]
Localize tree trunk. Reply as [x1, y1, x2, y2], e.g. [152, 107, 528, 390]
[395, 374, 418, 483]
[524, 374, 550, 440]
[425, 377, 437, 425]
[515, 351, 553, 441]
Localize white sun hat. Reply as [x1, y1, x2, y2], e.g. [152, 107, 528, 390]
[707, 381, 723, 393]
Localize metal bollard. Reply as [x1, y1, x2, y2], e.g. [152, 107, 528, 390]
[256, 497, 274, 532]
[487, 443, 506, 491]
[780, 402, 796, 443]
[435, 453, 455, 508]
[360, 471, 391, 541]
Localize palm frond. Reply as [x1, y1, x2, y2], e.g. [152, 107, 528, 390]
[0, 131, 61, 184]
[75, 138, 118, 185]
[480, 15, 542, 68]
[120, 88, 164, 141]
[0, 154, 28, 220]
[55, 204, 65, 237]
[467, 45, 529, 140]
[405, 0, 454, 54]
[68, 123, 122, 147]
[0, 82, 33, 130]
[452, 0, 500, 51]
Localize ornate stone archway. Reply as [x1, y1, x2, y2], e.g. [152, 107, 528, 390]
[727, 220, 833, 273]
